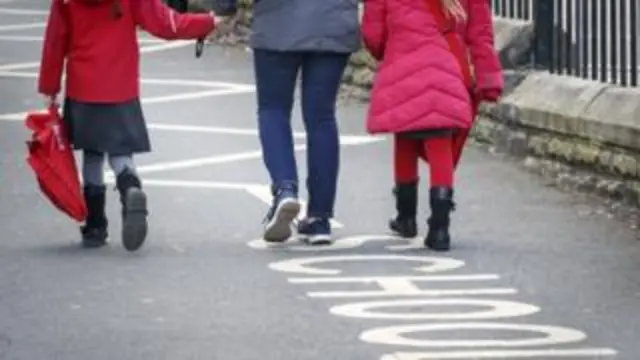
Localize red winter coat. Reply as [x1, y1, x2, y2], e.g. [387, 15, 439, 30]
[38, 0, 215, 103]
[362, 0, 503, 134]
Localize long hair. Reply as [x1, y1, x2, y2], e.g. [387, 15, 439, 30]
[441, 0, 466, 22]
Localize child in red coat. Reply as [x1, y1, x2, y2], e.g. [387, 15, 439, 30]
[38, 0, 220, 251]
[362, 0, 503, 251]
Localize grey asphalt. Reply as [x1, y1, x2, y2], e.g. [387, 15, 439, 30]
[1, 2, 640, 359]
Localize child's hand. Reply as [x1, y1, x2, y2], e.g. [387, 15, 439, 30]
[41, 94, 58, 108]
[481, 88, 502, 102]
[210, 12, 235, 35]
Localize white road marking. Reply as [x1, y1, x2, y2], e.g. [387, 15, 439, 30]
[306, 287, 518, 298]
[102, 178, 263, 191]
[0, 22, 45, 32]
[98, 178, 347, 231]
[0, 35, 164, 43]
[360, 323, 588, 348]
[0, 40, 193, 71]
[329, 298, 540, 320]
[133, 134, 380, 175]
[381, 348, 618, 359]
[252, 238, 617, 357]
[268, 255, 467, 276]
[0, 62, 39, 71]
[0, 70, 255, 90]
[140, 88, 252, 104]
[0, 89, 254, 123]
[0, 7, 48, 15]
[139, 78, 255, 89]
[247, 234, 410, 251]
[289, 274, 500, 282]
[133, 148, 284, 175]
[245, 185, 345, 229]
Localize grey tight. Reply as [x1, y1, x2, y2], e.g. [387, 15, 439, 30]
[83, 150, 137, 186]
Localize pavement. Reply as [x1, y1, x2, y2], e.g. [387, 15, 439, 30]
[1, 2, 640, 359]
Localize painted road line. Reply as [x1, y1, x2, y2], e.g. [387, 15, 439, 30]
[248, 234, 410, 251]
[0, 108, 376, 149]
[102, 178, 264, 191]
[147, 123, 380, 144]
[246, 234, 406, 251]
[0, 35, 164, 43]
[245, 185, 344, 229]
[330, 298, 540, 320]
[381, 348, 617, 359]
[99, 178, 346, 231]
[250, 241, 617, 358]
[133, 134, 381, 175]
[140, 88, 252, 104]
[0, 70, 255, 91]
[140, 78, 255, 89]
[269, 254, 468, 275]
[361, 323, 588, 348]
[132, 148, 289, 175]
[0, 7, 48, 15]
[306, 287, 518, 298]
[0, 22, 45, 32]
[0, 89, 254, 123]
[0, 62, 39, 71]
[0, 70, 255, 90]
[0, 40, 193, 71]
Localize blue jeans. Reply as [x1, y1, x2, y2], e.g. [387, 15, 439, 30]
[253, 49, 349, 218]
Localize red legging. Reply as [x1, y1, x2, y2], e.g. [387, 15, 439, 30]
[394, 135, 454, 187]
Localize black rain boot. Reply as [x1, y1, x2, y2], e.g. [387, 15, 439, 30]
[388, 181, 418, 238]
[425, 187, 455, 251]
[116, 168, 148, 252]
[81, 185, 109, 248]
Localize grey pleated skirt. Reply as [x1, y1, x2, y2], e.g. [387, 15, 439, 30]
[63, 97, 151, 156]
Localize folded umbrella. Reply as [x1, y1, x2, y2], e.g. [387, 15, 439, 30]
[25, 105, 87, 222]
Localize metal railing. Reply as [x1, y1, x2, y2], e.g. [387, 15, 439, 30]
[491, 0, 533, 21]
[493, 0, 639, 87]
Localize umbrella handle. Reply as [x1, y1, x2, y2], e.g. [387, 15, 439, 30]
[195, 38, 204, 58]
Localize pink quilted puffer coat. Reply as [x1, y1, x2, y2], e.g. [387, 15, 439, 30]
[362, 0, 503, 134]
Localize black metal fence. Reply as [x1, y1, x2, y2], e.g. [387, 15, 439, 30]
[491, 0, 532, 21]
[493, 0, 639, 87]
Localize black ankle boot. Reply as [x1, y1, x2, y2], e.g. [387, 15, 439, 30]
[425, 187, 455, 251]
[389, 181, 418, 238]
[116, 169, 148, 251]
[81, 185, 108, 248]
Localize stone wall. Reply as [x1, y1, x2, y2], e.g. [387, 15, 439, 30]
[190, 2, 640, 207]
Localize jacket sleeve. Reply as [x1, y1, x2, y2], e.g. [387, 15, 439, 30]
[465, 0, 503, 95]
[132, 0, 215, 40]
[38, 0, 68, 96]
[361, 0, 387, 60]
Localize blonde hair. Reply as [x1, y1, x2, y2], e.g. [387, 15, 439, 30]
[441, 0, 467, 22]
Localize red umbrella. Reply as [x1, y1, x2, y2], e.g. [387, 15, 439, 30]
[25, 105, 87, 222]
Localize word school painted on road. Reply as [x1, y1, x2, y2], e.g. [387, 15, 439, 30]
[250, 235, 617, 359]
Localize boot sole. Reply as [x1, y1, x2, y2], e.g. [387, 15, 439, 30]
[426, 242, 450, 252]
[122, 188, 148, 252]
[425, 236, 451, 252]
[301, 234, 333, 246]
[263, 199, 300, 243]
[81, 227, 108, 248]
